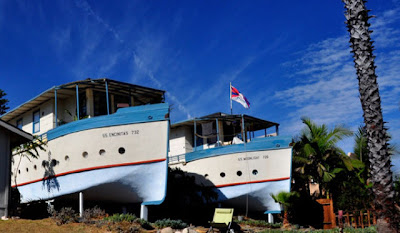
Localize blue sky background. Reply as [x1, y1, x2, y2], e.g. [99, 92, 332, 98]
[1, 0, 400, 173]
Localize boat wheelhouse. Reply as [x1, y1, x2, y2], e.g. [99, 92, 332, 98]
[169, 113, 292, 214]
[1, 78, 169, 219]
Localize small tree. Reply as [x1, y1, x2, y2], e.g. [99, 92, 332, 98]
[0, 89, 9, 115]
[271, 191, 299, 227]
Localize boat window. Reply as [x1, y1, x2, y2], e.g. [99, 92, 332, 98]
[16, 118, 23, 130]
[33, 110, 40, 133]
[118, 147, 125, 154]
[82, 151, 88, 158]
[237, 171, 242, 176]
[65, 155, 70, 161]
[220, 172, 225, 178]
[33, 165, 37, 170]
[252, 169, 258, 175]
[26, 168, 29, 172]
[99, 149, 106, 156]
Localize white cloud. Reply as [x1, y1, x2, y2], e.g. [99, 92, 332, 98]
[273, 7, 400, 155]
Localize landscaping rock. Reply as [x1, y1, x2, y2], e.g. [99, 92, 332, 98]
[161, 227, 174, 233]
[182, 227, 198, 233]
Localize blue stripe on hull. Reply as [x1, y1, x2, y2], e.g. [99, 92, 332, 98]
[17, 160, 168, 205]
[185, 136, 292, 162]
[48, 103, 169, 140]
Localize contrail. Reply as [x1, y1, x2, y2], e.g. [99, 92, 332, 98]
[74, 0, 192, 119]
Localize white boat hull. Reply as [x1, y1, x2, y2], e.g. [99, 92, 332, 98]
[170, 137, 292, 213]
[12, 104, 169, 205]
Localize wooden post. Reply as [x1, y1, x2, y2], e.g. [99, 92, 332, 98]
[360, 211, 364, 228]
[373, 212, 377, 225]
[367, 210, 371, 226]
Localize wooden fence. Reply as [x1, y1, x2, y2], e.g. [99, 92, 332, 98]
[336, 210, 376, 228]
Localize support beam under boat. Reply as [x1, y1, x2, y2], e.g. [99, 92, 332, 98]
[140, 205, 148, 221]
[268, 213, 274, 224]
[79, 192, 84, 218]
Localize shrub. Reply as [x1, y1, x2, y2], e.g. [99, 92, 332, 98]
[103, 213, 137, 223]
[236, 219, 281, 228]
[154, 218, 188, 229]
[135, 218, 154, 230]
[51, 207, 79, 225]
[82, 206, 106, 223]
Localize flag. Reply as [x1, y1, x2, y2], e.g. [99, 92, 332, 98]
[231, 85, 250, 109]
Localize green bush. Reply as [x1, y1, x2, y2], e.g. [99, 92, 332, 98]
[135, 218, 154, 230]
[154, 218, 188, 229]
[236, 219, 281, 228]
[103, 213, 137, 223]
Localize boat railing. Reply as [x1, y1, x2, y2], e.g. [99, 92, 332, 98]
[168, 154, 186, 164]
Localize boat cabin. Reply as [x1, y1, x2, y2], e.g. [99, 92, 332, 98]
[169, 112, 279, 161]
[0, 78, 165, 136]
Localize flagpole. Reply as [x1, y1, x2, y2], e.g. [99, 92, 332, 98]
[230, 82, 233, 115]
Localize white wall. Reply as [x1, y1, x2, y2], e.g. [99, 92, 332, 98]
[169, 126, 193, 157]
[8, 100, 55, 135]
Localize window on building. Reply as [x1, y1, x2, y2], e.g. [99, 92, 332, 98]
[16, 118, 23, 130]
[33, 110, 40, 133]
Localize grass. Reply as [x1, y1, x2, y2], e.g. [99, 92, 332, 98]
[0, 217, 377, 233]
[0, 218, 107, 233]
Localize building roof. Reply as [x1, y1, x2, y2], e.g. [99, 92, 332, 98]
[0, 119, 33, 147]
[172, 112, 279, 132]
[0, 78, 165, 122]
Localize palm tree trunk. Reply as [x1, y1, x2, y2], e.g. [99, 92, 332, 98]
[343, 0, 398, 232]
[283, 210, 289, 228]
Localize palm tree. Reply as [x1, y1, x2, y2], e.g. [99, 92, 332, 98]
[271, 191, 299, 227]
[343, 1, 399, 231]
[293, 117, 353, 197]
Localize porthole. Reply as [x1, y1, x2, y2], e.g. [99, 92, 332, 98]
[65, 155, 70, 161]
[26, 168, 29, 172]
[118, 147, 125, 154]
[220, 172, 225, 178]
[34, 165, 37, 170]
[99, 149, 106, 156]
[252, 169, 258, 175]
[82, 151, 88, 158]
[237, 171, 242, 176]
[18, 170, 21, 174]
[204, 174, 209, 178]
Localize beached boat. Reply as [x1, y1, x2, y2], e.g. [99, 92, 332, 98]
[1, 79, 169, 216]
[168, 113, 292, 214]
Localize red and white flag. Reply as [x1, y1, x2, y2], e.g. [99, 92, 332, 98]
[231, 85, 250, 109]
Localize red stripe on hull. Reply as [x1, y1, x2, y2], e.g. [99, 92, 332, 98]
[12, 158, 167, 188]
[215, 177, 290, 188]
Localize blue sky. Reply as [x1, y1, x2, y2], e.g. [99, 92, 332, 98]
[1, 0, 400, 172]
